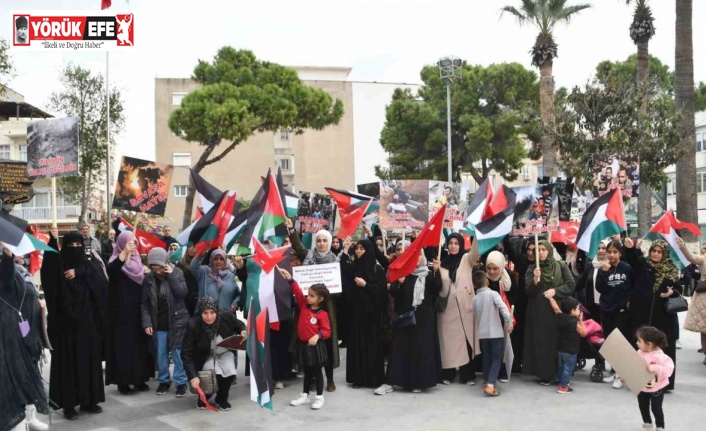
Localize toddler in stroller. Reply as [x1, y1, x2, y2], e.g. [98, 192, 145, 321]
[576, 314, 607, 382]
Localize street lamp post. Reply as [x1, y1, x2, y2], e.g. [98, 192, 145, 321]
[437, 56, 462, 182]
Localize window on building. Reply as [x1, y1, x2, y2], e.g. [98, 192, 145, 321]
[274, 128, 292, 149]
[696, 171, 706, 193]
[697, 132, 706, 152]
[275, 155, 294, 174]
[174, 185, 188, 197]
[25, 192, 50, 208]
[520, 164, 531, 180]
[19, 145, 27, 161]
[666, 174, 677, 196]
[536, 165, 544, 180]
[172, 92, 187, 106]
[0, 145, 10, 159]
[172, 153, 192, 167]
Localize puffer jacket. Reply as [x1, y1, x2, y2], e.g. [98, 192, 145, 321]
[140, 264, 190, 350]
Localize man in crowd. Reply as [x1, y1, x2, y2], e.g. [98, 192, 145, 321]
[81, 224, 101, 257]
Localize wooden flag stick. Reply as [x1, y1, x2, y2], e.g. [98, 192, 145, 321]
[534, 230, 540, 268]
[437, 205, 448, 261]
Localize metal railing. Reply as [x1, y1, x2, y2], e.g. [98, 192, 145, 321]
[10, 206, 81, 221]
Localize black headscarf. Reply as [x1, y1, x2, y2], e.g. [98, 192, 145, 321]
[61, 232, 86, 270]
[331, 236, 343, 257]
[441, 232, 466, 282]
[198, 296, 220, 340]
[353, 239, 379, 281]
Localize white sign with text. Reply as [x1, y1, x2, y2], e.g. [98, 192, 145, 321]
[292, 262, 342, 295]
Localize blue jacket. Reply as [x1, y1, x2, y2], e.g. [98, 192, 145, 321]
[191, 256, 240, 311]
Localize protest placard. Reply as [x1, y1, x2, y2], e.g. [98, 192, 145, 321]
[599, 329, 654, 396]
[292, 262, 342, 295]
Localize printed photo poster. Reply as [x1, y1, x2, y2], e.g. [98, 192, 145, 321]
[555, 177, 575, 222]
[429, 181, 469, 231]
[590, 153, 639, 223]
[357, 182, 381, 228]
[379, 180, 429, 233]
[296, 191, 336, 233]
[511, 184, 561, 235]
[112, 156, 174, 216]
[26, 117, 79, 179]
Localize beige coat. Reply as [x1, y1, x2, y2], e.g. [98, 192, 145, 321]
[437, 245, 482, 369]
[680, 244, 706, 333]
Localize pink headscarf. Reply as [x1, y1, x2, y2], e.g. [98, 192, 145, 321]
[109, 231, 145, 284]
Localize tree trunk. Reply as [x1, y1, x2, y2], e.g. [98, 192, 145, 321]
[675, 0, 698, 239]
[539, 61, 557, 178]
[637, 41, 651, 236]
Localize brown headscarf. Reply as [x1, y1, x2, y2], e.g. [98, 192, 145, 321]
[647, 240, 681, 292]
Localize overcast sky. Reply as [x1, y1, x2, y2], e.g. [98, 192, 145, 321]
[2, 0, 705, 168]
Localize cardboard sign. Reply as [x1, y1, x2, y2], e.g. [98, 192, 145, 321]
[292, 262, 342, 295]
[112, 156, 174, 216]
[599, 329, 655, 396]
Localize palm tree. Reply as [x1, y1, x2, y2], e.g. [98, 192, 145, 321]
[675, 0, 698, 238]
[501, 0, 591, 178]
[627, 0, 656, 235]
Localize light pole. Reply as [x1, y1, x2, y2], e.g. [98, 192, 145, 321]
[437, 56, 462, 182]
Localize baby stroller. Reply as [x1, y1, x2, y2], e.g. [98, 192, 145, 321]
[575, 317, 607, 382]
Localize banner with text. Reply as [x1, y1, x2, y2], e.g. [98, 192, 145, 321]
[429, 181, 470, 231]
[511, 183, 560, 235]
[379, 180, 429, 233]
[26, 117, 79, 180]
[292, 262, 342, 295]
[112, 156, 173, 216]
[0, 160, 34, 205]
[296, 191, 336, 233]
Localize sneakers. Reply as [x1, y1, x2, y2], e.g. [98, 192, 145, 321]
[290, 393, 311, 406]
[411, 388, 422, 393]
[196, 399, 207, 410]
[375, 384, 394, 395]
[603, 374, 616, 384]
[484, 385, 500, 396]
[274, 381, 285, 389]
[612, 376, 624, 389]
[642, 424, 654, 431]
[557, 385, 574, 394]
[498, 378, 509, 383]
[676, 339, 682, 349]
[63, 408, 79, 421]
[156, 383, 170, 395]
[175, 384, 187, 398]
[311, 395, 325, 410]
[466, 380, 476, 386]
[216, 399, 232, 411]
[442, 380, 451, 385]
[539, 380, 551, 386]
[326, 380, 336, 392]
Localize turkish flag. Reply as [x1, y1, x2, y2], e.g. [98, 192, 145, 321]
[552, 221, 580, 246]
[101, 0, 112, 10]
[251, 236, 289, 274]
[135, 230, 166, 255]
[387, 205, 446, 282]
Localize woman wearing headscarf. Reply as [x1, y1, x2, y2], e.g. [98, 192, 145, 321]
[575, 240, 609, 324]
[331, 236, 344, 257]
[375, 252, 441, 395]
[190, 249, 240, 312]
[502, 237, 533, 373]
[182, 296, 246, 411]
[677, 237, 706, 365]
[105, 231, 153, 395]
[0, 243, 48, 431]
[624, 238, 680, 390]
[176, 245, 200, 316]
[482, 250, 515, 381]
[341, 239, 387, 388]
[41, 231, 108, 419]
[437, 233, 482, 385]
[524, 239, 575, 385]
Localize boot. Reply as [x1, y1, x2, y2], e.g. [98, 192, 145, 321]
[10, 419, 27, 431]
[25, 405, 48, 431]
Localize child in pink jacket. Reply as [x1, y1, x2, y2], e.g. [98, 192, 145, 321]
[635, 326, 675, 431]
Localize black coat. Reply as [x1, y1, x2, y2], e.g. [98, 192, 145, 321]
[101, 240, 114, 265]
[181, 312, 246, 381]
[140, 266, 189, 351]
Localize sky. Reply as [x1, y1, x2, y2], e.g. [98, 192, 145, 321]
[2, 0, 705, 181]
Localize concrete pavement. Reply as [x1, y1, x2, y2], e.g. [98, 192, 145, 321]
[38, 313, 705, 431]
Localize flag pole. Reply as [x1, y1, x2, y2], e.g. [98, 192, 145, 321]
[106, 50, 111, 227]
[437, 205, 447, 261]
[534, 230, 539, 268]
[51, 177, 57, 227]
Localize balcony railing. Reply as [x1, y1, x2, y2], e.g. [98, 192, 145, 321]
[10, 206, 81, 221]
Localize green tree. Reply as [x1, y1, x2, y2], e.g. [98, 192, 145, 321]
[48, 64, 125, 225]
[169, 47, 344, 229]
[0, 38, 14, 97]
[501, 0, 591, 178]
[696, 82, 706, 112]
[549, 79, 683, 233]
[377, 62, 539, 184]
[675, 0, 698, 236]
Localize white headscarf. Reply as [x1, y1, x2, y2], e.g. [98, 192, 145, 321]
[303, 229, 338, 265]
[486, 251, 512, 291]
[314, 230, 332, 254]
[590, 238, 612, 304]
[412, 254, 429, 307]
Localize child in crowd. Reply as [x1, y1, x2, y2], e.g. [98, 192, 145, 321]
[549, 297, 587, 394]
[472, 270, 513, 397]
[636, 326, 674, 431]
[279, 269, 331, 410]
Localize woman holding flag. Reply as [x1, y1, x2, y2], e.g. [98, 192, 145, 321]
[624, 238, 681, 390]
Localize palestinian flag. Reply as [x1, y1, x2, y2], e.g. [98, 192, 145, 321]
[236, 171, 288, 253]
[276, 167, 299, 218]
[474, 186, 517, 256]
[177, 191, 230, 247]
[190, 168, 223, 215]
[388, 204, 446, 282]
[0, 211, 56, 256]
[193, 191, 238, 256]
[645, 209, 701, 270]
[245, 246, 292, 329]
[485, 183, 510, 219]
[324, 187, 375, 238]
[112, 216, 134, 234]
[465, 178, 494, 235]
[224, 210, 250, 255]
[575, 189, 627, 259]
[246, 298, 274, 410]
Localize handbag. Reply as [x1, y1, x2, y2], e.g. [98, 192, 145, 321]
[189, 336, 220, 396]
[391, 309, 416, 330]
[665, 292, 689, 314]
[695, 280, 706, 294]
